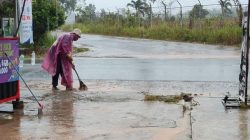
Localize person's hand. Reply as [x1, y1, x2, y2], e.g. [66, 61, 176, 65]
[72, 61, 75, 70]
[67, 53, 74, 62]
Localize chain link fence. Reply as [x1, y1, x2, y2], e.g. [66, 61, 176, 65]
[75, 3, 247, 29]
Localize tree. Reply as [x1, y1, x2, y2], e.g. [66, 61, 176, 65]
[85, 4, 96, 21]
[76, 4, 96, 23]
[100, 9, 106, 19]
[189, 4, 209, 19]
[127, 0, 148, 17]
[33, 0, 65, 43]
[219, 0, 232, 17]
[0, 1, 15, 22]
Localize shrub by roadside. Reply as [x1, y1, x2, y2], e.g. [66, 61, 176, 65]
[60, 19, 242, 46]
[20, 31, 89, 59]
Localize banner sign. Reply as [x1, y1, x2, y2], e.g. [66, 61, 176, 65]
[0, 38, 19, 84]
[18, 0, 33, 44]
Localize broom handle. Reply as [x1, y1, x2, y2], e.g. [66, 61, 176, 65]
[73, 68, 81, 81]
[4, 52, 42, 107]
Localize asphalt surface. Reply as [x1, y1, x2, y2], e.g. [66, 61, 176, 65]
[0, 34, 249, 140]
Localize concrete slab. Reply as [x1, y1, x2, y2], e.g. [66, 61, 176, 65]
[0, 84, 191, 140]
[192, 97, 250, 140]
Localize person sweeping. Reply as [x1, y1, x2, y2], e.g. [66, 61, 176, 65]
[42, 29, 81, 91]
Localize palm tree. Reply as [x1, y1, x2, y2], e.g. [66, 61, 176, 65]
[219, 0, 232, 18]
[127, 0, 147, 17]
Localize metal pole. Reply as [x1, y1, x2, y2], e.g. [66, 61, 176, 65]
[176, 0, 182, 27]
[198, 0, 201, 28]
[150, 3, 152, 28]
[15, 0, 18, 35]
[116, 8, 120, 27]
[15, 0, 27, 37]
[245, 0, 250, 105]
[198, 0, 201, 18]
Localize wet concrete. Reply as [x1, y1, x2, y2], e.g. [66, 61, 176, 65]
[0, 34, 248, 139]
[0, 86, 188, 140]
[192, 97, 250, 140]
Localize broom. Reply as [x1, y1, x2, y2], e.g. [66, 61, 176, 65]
[73, 67, 88, 91]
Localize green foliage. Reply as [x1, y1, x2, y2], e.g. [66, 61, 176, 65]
[0, 1, 15, 36]
[76, 4, 96, 23]
[189, 4, 209, 19]
[37, 32, 56, 48]
[20, 32, 56, 57]
[127, 0, 148, 17]
[0, 1, 15, 19]
[63, 18, 242, 46]
[219, 0, 232, 17]
[60, 24, 74, 32]
[144, 95, 183, 103]
[73, 47, 90, 54]
[33, 0, 65, 43]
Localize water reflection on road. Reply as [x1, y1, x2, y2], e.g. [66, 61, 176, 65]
[0, 34, 245, 140]
[74, 34, 240, 82]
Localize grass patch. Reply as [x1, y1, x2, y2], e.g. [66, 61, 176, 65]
[73, 47, 90, 53]
[144, 95, 183, 103]
[63, 19, 242, 46]
[239, 103, 250, 109]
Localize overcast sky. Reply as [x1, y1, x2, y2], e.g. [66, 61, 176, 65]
[85, 0, 248, 12]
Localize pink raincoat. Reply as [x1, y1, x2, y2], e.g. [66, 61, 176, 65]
[42, 33, 74, 88]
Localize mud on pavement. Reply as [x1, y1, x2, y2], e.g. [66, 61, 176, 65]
[0, 79, 197, 140]
[1, 79, 248, 140]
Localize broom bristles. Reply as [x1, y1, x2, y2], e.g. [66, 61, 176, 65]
[79, 81, 88, 91]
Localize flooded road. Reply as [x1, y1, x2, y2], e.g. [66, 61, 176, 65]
[74, 34, 240, 82]
[1, 34, 248, 140]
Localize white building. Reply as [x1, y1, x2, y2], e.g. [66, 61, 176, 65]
[65, 12, 76, 24]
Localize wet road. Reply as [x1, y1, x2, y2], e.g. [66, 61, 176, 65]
[74, 34, 240, 82]
[1, 34, 248, 140]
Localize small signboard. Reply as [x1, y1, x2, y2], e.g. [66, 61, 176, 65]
[0, 38, 19, 84]
[2, 18, 14, 37]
